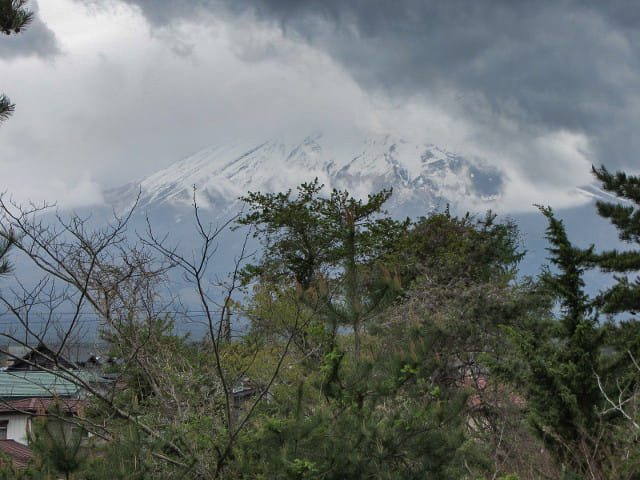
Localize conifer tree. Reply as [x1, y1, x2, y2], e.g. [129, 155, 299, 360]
[235, 287, 472, 480]
[588, 166, 640, 461]
[0, 1, 30, 270]
[238, 179, 405, 359]
[0, 233, 13, 276]
[535, 207, 602, 440]
[591, 165, 640, 315]
[499, 207, 612, 477]
[236, 185, 479, 477]
[0, 0, 33, 123]
[28, 405, 90, 480]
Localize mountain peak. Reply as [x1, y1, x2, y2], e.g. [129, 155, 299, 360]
[105, 133, 505, 216]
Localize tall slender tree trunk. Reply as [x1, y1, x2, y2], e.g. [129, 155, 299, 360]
[344, 208, 361, 359]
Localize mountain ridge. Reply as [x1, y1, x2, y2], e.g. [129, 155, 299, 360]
[105, 133, 505, 217]
[100, 133, 621, 288]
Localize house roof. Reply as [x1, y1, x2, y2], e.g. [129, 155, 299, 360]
[0, 397, 88, 415]
[0, 440, 33, 469]
[0, 371, 110, 399]
[461, 376, 526, 410]
[6, 343, 77, 371]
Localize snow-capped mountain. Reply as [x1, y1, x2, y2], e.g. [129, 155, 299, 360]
[103, 133, 624, 288]
[106, 133, 504, 217]
[15, 132, 616, 341]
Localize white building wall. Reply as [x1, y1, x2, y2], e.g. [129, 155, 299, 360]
[0, 414, 30, 445]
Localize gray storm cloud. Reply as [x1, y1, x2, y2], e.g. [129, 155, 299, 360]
[80, 0, 640, 172]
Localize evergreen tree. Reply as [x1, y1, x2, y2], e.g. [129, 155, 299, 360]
[388, 209, 531, 383]
[497, 207, 612, 478]
[394, 208, 524, 287]
[235, 294, 472, 480]
[573, 167, 640, 424]
[84, 425, 155, 480]
[0, 232, 14, 276]
[239, 197, 542, 478]
[591, 166, 640, 315]
[0, 0, 33, 123]
[238, 179, 406, 359]
[388, 209, 550, 478]
[588, 166, 640, 473]
[27, 404, 90, 480]
[536, 208, 602, 444]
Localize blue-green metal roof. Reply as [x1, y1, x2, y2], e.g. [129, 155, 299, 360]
[0, 371, 105, 399]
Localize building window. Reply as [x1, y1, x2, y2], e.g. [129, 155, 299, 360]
[0, 420, 8, 440]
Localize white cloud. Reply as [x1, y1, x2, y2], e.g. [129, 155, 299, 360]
[0, 1, 376, 205]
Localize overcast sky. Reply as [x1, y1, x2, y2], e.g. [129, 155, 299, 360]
[1, 0, 639, 211]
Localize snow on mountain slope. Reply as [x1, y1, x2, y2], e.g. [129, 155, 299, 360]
[106, 133, 504, 217]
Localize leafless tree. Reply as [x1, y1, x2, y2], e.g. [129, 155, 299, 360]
[597, 351, 640, 431]
[0, 193, 302, 477]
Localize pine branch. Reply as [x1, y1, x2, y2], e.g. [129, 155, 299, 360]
[0, 93, 14, 123]
[1, 0, 33, 124]
[593, 165, 640, 205]
[0, 0, 33, 35]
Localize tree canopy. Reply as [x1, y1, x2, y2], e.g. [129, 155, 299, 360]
[1, 171, 640, 479]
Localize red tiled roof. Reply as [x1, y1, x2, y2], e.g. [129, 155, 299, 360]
[0, 397, 88, 415]
[0, 440, 33, 469]
[460, 375, 525, 409]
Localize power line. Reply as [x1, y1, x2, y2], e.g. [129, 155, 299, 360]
[0, 310, 247, 327]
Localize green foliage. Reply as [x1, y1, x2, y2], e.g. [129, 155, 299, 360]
[97, 315, 232, 477]
[233, 316, 472, 480]
[84, 425, 161, 480]
[0, 94, 14, 123]
[242, 277, 325, 356]
[499, 207, 604, 476]
[590, 165, 640, 396]
[13, 181, 625, 479]
[537, 207, 602, 441]
[100, 315, 192, 412]
[238, 195, 536, 479]
[239, 179, 406, 358]
[0, 231, 14, 276]
[493, 198, 640, 479]
[396, 208, 524, 287]
[0, 0, 23, 268]
[384, 210, 553, 479]
[388, 208, 538, 386]
[591, 166, 640, 315]
[239, 179, 338, 288]
[238, 179, 403, 288]
[537, 206, 594, 322]
[0, 449, 29, 480]
[27, 405, 90, 480]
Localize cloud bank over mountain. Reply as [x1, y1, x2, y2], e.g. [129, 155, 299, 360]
[103, 0, 640, 171]
[2, 0, 638, 209]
